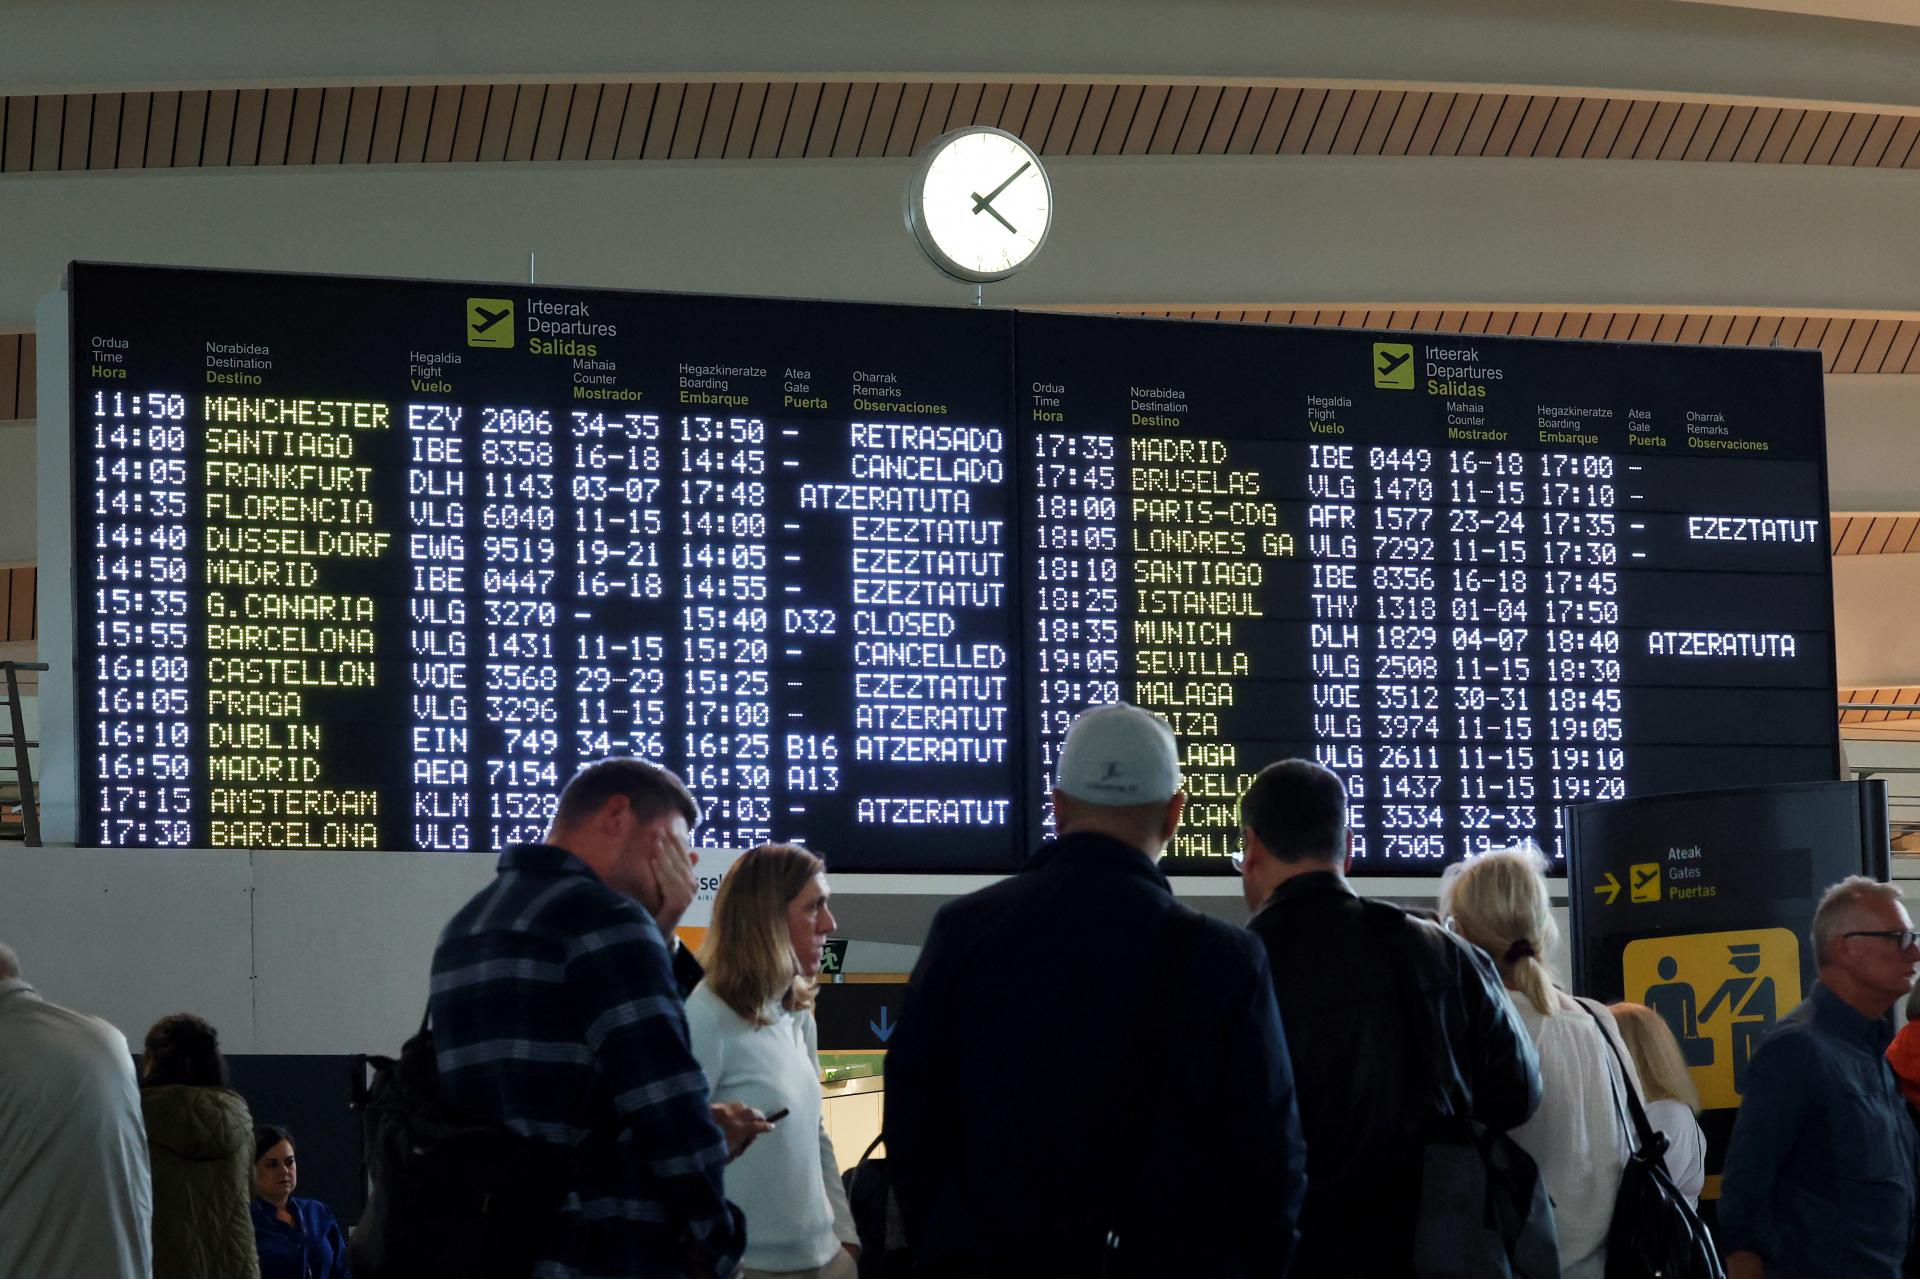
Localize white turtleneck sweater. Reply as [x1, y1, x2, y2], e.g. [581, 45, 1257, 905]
[685, 981, 858, 1272]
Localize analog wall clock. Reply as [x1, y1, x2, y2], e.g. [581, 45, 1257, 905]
[905, 126, 1054, 284]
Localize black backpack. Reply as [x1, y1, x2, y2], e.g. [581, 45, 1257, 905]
[350, 1011, 579, 1279]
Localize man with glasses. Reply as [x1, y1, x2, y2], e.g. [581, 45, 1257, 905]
[1234, 759, 1541, 1278]
[1720, 876, 1920, 1279]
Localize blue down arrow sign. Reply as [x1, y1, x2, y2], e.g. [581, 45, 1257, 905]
[869, 1005, 896, 1043]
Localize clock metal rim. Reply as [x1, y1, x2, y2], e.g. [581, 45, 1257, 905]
[904, 125, 1054, 285]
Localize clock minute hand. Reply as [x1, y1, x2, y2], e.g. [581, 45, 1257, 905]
[972, 160, 1032, 213]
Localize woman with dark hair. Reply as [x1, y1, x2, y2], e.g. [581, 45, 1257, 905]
[140, 1012, 261, 1279]
[250, 1125, 350, 1279]
[686, 844, 860, 1278]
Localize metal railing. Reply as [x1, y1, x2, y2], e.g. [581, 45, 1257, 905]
[0, 661, 46, 847]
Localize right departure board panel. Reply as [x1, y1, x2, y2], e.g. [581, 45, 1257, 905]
[1016, 314, 1835, 871]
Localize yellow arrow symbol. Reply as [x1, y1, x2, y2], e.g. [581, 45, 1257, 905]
[1594, 871, 1621, 906]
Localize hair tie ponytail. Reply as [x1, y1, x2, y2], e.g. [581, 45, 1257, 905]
[1503, 939, 1537, 965]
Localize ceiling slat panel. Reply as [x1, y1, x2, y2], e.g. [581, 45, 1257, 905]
[1862, 516, 1899, 555]
[749, 81, 794, 160]
[693, 81, 736, 159]
[1699, 314, 1734, 345]
[1649, 314, 1683, 342]
[1612, 98, 1658, 158]
[520, 83, 566, 161]
[638, 82, 681, 160]
[225, 89, 262, 165]
[770, 82, 816, 159]
[313, 86, 351, 164]
[394, 84, 435, 163]
[1560, 97, 1608, 158]
[724, 82, 767, 160]
[829, 82, 875, 157]
[1201, 85, 1249, 155]
[886, 81, 930, 157]
[1804, 110, 1851, 164]
[1028, 82, 1073, 154]
[1892, 517, 1920, 554]
[1830, 515, 1853, 554]
[30, 95, 61, 171]
[1353, 89, 1404, 155]
[1091, 82, 1138, 155]
[1755, 108, 1803, 163]
[1304, 88, 1353, 155]
[1173, 85, 1221, 155]
[59, 93, 91, 170]
[110, 94, 148, 167]
[1583, 97, 1631, 158]
[1836, 517, 1871, 555]
[285, 87, 323, 165]
[1880, 116, 1920, 168]
[1277, 87, 1328, 155]
[1373, 90, 1423, 156]
[1824, 111, 1872, 166]
[341, 86, 379, 164]
[1065, 83, 1112, 156]
[0, 334, 18, 420]
[1818, 318, 1854, 371]
[88, 93, 123, 168]
[801, 82, 846, 158]
[996, 82, 1036, 139]
[454, 84, 494, 163]
[1139, 84, 1187, 153]
[668, 81, 713, 160]
[1882, 320, 1920, 373]
[201, 87, 237, 167]
[1703, 104, 1752, 162]
[1329, 88, 1380, 155]
[915, 83, 957, 152]
[1044, 82, 1090, 154]
[1454, 92, 1503, 157]
[937, 82, 978, 135]
[1729, 106, 1777, 161]
[853, 81, 900, 158]
[257, 87, 296, 165]
[1678, 102, 1728, 161]
[1772, 315, 1808, 349]
[171, 90, 207, 167]
[1251, 87, 1301, 154]
[1852, 113, 1899, 167]
[971, 82, 1011, 131]
[612, 82, 655, 160]
[1778, 109, 1827, 164]
[502, 82, 544, 162]
[1627, 313, 1660, 342]
[1834, 318, 1876, 374]
[1530, 97, 1579, 158]
[1502, 95, 1553, 157]
[559, 82, 603, 160]
[1481, 93, 1529, 157]
[476, 85, 516, 162]
[1405, 91, 1455, 156]
[144, 92, 179, 169]
[1647, 100, 1695, 159]
[424, 83, 465, 162]
[1723, 314, 1757, 346]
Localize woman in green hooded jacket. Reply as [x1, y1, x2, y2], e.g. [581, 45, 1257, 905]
[141, 1013, 261, 1279]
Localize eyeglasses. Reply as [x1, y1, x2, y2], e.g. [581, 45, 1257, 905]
[1844, 929, 1920, 950]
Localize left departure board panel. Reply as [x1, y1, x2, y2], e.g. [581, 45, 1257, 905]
[72, 264, 1022, 868]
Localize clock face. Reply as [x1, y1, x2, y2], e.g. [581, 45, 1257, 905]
[906, 127, 1053, 283]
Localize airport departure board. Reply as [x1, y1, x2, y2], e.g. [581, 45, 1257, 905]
[69, 264, 1838, 871]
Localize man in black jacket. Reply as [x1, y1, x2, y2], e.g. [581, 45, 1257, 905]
[1238, 759, 1543, 1278]
[887, 704, 1307, 1279]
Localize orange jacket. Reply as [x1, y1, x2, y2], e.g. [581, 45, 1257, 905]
[1887, 1019, 1920, 1111]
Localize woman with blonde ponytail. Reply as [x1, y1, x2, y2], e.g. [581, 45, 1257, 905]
[1441, 844, 1644, 1279]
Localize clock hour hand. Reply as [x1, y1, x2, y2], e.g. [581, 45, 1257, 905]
[970, 197, 1018, 234]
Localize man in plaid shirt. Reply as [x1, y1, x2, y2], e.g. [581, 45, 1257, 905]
[431, 759, 760, 1278]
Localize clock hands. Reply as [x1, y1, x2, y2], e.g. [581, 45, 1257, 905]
[970, 160, 1032, 235]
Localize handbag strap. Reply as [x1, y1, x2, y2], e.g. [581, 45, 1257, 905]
[1573, 997, 1660, 1157]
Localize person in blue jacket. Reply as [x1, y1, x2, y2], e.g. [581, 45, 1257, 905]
[249, 1124, 350, 1279]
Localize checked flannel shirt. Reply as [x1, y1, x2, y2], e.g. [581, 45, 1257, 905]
[430, 842, 745, 1279]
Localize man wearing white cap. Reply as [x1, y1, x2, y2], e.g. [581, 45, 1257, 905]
[886, 704, 1307, 1279]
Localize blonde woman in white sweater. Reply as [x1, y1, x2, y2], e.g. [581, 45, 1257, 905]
[1441, 845, 1643, 1279]
[686, 844, 860, 1279]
